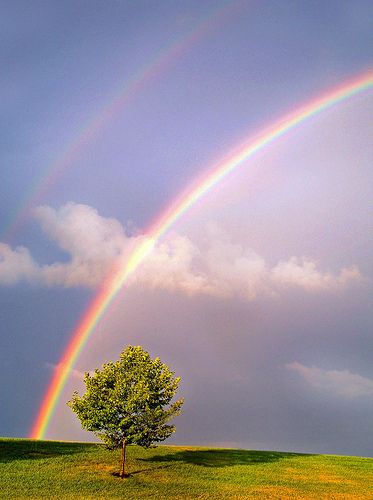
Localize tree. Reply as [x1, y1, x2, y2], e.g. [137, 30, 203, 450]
[67, 345, 183, 478]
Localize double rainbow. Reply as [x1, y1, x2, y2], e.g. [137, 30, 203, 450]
[30, 69, 373, 439]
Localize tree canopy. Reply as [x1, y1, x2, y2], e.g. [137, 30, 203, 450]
[67, 345, 183, 477]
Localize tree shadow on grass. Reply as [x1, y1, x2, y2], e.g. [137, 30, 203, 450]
[0, 439, 98, 462]
[140, 449, 315, 468]
[112, 464, 173, 478]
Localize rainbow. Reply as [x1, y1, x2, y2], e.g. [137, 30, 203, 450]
[30, 69, 373, 440]
[2, 1, 239, 243]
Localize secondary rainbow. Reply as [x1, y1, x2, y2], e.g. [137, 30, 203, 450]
[30, 69, 373, 440]
[2, 1, 238, 243]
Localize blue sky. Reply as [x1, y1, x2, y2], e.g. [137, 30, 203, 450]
[0, 1, 372, 456]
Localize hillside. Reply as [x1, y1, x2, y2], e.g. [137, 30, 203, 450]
[0, 438, 372, 499]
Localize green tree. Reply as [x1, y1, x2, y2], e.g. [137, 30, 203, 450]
[67, 345, 183, 478]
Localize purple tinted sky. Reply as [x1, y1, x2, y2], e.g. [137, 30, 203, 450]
[0, 0, 372, 456]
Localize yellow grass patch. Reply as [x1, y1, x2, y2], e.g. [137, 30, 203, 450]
[77, 463, 116, 474]
[317, 473, 354, 484]
[249, 485, 302, 498]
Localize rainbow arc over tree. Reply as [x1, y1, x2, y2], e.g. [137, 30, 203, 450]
[30, 69, 373, 440]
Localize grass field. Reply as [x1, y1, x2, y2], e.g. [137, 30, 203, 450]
[0, 438, 372, 499]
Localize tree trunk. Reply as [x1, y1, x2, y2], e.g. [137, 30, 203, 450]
[120, 438, 127, 478]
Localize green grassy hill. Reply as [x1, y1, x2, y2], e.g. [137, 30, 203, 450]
[0, 438, 372, 499]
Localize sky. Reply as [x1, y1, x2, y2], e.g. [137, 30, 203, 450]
[0, 0, 372, 457]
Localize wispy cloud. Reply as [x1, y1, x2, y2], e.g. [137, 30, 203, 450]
[286, 362, 373, 398]
[0, 202, 364, 299]
[46, 362, 88, 381]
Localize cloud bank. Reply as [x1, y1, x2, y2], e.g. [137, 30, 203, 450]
[286, 362, 373, 398]
[0, 202, 363, 299]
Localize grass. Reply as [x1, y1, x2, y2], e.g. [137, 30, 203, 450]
[0, 438, 372, 499]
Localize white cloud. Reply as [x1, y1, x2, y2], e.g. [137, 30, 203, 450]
[132, 234, 212, 295]
[34, 203, 138, 288]
[272, 257, 362, 292]
[0, 202, 364, 298]
[203, 230, 269, 300]
[34, 203, 127, 261]
[286, 362, 373, 398]
[0, 243, 39, 284]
